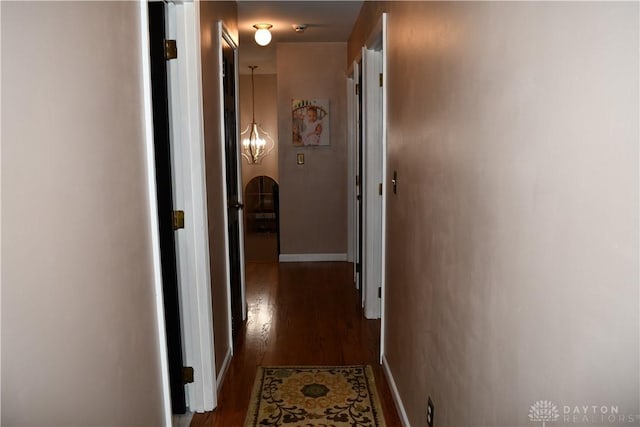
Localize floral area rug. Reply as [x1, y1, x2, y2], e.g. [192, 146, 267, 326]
[244, 365, 387, 427]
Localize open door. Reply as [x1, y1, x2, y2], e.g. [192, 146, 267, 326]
[347, 60, 364, 305]
[147, 1, 186, 414]
[357, 60, 364, 305]
[359, 14, 388, 343]
[165, 1, 218, 412]
[361, 45, 383, 321]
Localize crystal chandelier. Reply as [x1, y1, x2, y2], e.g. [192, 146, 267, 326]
[241, 65, 275, 165]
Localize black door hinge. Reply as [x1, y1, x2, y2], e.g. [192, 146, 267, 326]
[165, 39, 177, 60]
[182, 366, 194, 384]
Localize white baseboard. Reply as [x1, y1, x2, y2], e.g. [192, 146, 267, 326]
[382, 354, 411, 426]
[216, 347, 232, 391]
[279, 253, 348, 262]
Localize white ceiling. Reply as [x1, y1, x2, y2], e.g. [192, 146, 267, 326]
[237, 1, 364, 74]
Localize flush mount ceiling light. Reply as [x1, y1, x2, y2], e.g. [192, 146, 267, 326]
[253, 23, 273, 46]
[241, 65, 275, 165]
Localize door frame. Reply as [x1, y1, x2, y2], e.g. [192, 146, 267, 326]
[348, 13, 388, 356]
[378, 12, 388, 362]
[165, 0, 217, 412]
[216, 20, 246, 352]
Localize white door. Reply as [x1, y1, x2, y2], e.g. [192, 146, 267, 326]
[166, 0, 217, 412]
[360, 15, 388, 363]
[361, 46, 383, 320]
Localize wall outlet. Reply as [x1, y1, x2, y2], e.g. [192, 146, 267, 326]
[427, 396, 435, 427]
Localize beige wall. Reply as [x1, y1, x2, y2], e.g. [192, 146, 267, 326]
[1, 2, 166, 425]
[199, 0, 238, 377]
[350, 2, 639, 426]
[277, 43, 348, 256]
[239, 74, 279, 189]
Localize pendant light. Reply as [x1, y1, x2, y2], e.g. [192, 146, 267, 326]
[241, 66, 275, 165]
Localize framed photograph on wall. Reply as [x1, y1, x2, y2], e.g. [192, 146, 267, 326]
[292, 99, 330, 146]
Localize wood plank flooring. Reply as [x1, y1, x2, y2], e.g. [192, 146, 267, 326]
[190, 261, 401, 427]
[243, 232, 278, 263]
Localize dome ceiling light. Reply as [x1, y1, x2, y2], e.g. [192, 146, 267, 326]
[253, 23, 273, 46]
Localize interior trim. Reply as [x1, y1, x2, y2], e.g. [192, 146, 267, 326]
[279, 253, 348, 262]
[216, 347, 233, 391]
[382, 354, 411, 427]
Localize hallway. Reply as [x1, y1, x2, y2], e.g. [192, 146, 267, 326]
[190, 261, 401, 426]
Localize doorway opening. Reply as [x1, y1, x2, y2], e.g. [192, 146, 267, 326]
[243, 176, 280, 262]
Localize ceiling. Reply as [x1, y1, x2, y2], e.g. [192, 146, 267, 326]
[237, 1, 364, 74]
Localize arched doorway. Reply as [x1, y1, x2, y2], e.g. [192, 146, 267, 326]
[243, 175, 279, 262]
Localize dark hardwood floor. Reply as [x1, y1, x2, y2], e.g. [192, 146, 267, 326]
[190, 261, 401, 426]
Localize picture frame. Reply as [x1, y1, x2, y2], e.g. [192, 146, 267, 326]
[292, 99, 330, 146]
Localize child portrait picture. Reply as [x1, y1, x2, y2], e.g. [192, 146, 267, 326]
[292, 99, 330, 146]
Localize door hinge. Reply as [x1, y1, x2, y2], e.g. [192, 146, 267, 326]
[378, 287, 382, 298]
[379, 73, 383, 87]
[378, 183, 383, 195]
[173, 210, 185, 230]
[356, 263, 361, 273]
[165, 39, 177, 60]
[182, 366, 194, 384]
[355, 83, 360, 95]
[356, 175, 360, 186]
